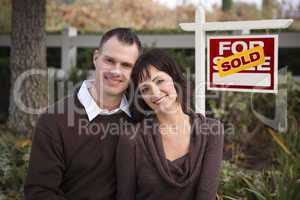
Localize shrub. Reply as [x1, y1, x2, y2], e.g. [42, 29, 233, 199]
[0, 126, 31, 200]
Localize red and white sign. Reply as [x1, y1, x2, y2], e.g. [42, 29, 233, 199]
[207, 35, 278, 93]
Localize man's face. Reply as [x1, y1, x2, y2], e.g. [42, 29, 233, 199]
[93, 36, 140, 98]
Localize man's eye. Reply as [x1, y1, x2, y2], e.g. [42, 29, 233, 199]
[106, 58, 114, 64]
[122, 64, 131, 68]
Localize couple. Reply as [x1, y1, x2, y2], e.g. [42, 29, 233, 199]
[24, 28, 224, 200]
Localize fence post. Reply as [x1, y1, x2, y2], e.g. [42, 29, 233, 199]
[61, 26, 77, 72]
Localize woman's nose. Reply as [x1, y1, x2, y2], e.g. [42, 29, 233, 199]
[151, 84, 161, 98]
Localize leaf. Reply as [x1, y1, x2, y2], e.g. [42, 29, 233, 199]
[245, 188, 266, 200]
[222, 195, 239, 200]
[15, 139, 32, 149]
[266, 128, 295, 160]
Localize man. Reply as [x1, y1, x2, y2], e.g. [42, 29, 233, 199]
[24, 28, 142, 200]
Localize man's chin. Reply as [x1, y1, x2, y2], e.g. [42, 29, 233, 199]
[104, 88, 126, 97]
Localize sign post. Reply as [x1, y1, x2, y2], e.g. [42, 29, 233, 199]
[179, 6, 293, 115]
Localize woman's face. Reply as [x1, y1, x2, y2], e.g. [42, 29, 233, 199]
[138, 65, 179, 114]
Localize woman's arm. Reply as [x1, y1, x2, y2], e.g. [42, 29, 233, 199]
[116, 134, 137, 200]
[196, 120, 224, 200]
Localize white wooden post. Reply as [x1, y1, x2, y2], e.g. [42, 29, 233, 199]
[179, 6, 293, 116]
[61, 27, 77, 72]
[195, 6, 206, 115]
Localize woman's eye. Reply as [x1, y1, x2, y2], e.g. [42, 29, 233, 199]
[140, 87, 149, 94]
[157, 79, 164, 84]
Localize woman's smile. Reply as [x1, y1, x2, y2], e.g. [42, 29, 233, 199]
[152, 95, 168, 105]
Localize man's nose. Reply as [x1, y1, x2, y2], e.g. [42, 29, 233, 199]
[110, 63, 122, 75]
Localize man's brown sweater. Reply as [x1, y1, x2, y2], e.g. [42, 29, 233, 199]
[24, 91, 134, 200]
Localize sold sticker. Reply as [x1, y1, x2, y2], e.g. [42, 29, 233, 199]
[217, 46, 265, 77]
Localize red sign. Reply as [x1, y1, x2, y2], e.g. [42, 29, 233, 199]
[207, 35, 278, 93]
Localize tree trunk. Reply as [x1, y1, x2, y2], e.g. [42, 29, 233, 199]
[9, 0, 48, 134]
[222, 0, 233, 12]
[262, 0, 275, 19]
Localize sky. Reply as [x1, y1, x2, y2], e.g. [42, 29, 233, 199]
[156, 0, 263, 10]
[155, 0, 300, 10]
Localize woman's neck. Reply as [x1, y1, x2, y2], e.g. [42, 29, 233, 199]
[156, 104, 187, 125]
[156, 104, 191, 140]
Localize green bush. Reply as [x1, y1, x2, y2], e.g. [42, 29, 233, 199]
[215, 73, 300, 200]
[0, 127, 31, 200]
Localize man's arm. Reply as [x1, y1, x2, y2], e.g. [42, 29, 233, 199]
[24, 113, 67, 200]
[116, 135, 137, 200]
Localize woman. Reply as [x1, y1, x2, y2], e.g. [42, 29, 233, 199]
[117, 49, 224, 200]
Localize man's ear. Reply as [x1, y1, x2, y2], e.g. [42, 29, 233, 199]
[93, 48, 100, 66]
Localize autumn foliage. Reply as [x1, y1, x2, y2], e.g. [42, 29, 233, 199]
[46, 0, 195, 32]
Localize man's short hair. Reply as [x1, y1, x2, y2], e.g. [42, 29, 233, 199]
[99, 28, 142, 55]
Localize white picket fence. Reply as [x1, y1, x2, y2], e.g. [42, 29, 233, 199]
[0, 27, 300, 72]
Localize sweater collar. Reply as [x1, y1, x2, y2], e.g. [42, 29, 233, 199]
[141, 111, 207, 188]
[77, 79, 131, 122]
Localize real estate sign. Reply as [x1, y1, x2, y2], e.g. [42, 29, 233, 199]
[207, 35, 278, 93]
